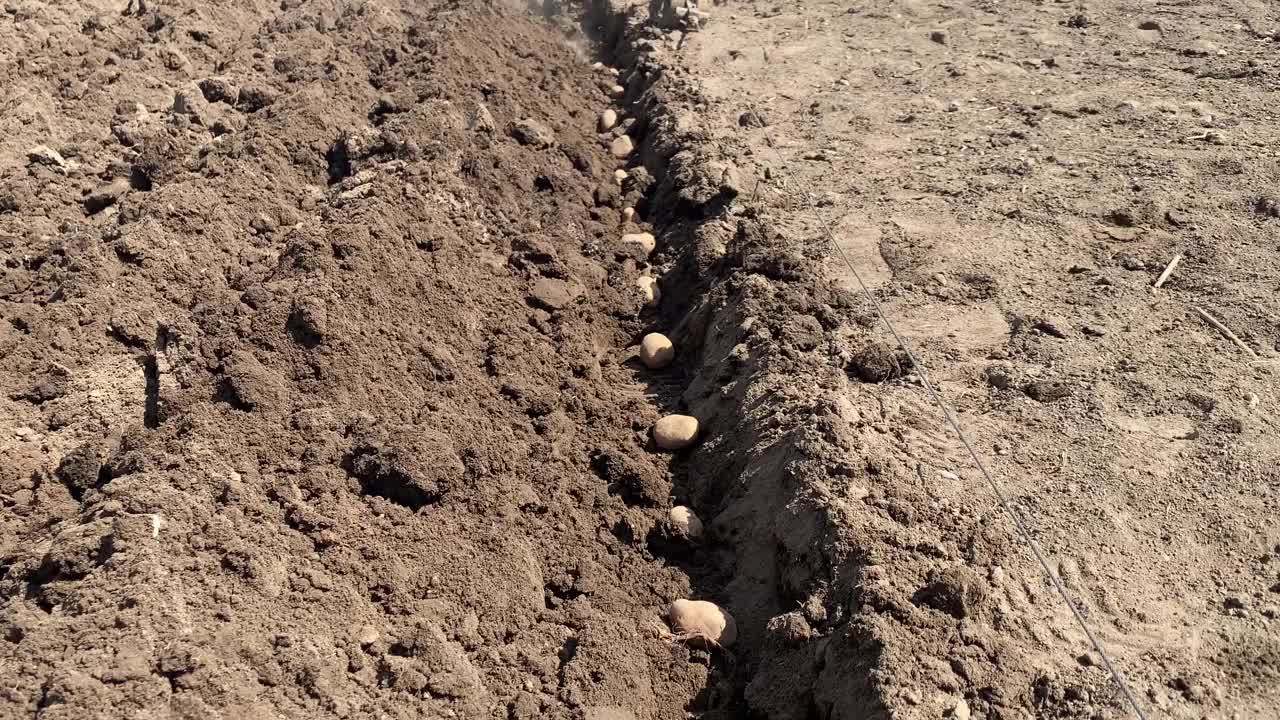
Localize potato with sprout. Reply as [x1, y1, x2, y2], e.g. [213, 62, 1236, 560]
[667, 599, 735, 649]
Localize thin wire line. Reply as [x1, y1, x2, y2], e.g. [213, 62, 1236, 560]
[748, 153, 1149, 720]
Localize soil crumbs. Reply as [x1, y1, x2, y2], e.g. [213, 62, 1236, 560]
[4, 0, 1280, 719]
[628, 0, 1279, 719]
[1, 2, 701, 719]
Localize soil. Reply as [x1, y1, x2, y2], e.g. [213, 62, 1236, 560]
[1, 0, 1277, 719]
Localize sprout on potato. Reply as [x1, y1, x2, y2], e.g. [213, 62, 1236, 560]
[667, 599, 736, 649]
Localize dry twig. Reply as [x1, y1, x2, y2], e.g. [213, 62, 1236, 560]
[1193, 307, 1258, 358]
[1153, 254, 1181, 289]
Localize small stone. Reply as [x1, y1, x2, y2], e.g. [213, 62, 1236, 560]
[84, 178, 132, 214]
[609, 84, 625, 96]
[1224, 596, 1247, 611]
[1032, 318, 1069, 338]
[356, 625, 379, 646]
[598, 109, 618, 132]
[738, 109, 768, 128]
[621, 232, 656, 255]
[636, 276, 660, 307]
[639, 333, 674, 369]
[610, 135, 634, 159]
[668, 506, 702, 538]
[929, 30, 948, 44]
[654, 415, 698, 450]
[1254, 196, 1280, 219]
[1025, 379, 1074, 402]
[948, 699, 971, 720]
[511, 118, 555, 148]
[1184, 39, 1220, 57]
[946, 100, 961, 112]
[621, 207, 635, 224]
[468, 103, 496, 133]
[27, 145, 66, 168]
[614, 169, 629, 183]
[528, 278, 576, 310]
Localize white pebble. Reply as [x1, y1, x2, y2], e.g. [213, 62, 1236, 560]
[639, 333, 674, 369]
[610, 84, 625, 96]
[669, 506, 702, 538]
[621, 207, 635, 224]
[667, 599, 735, 647]
[621, 231, 655, 255]
[654, 414, 698, 450]
[610, 135, 634, 159]
[599, 109, 618, 132]
[615, 169, 628, 183]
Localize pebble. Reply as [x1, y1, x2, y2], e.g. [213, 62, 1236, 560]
[639, 333, 674, 369]
[636, 276, 660, 307]
[610, 84, 625, 96]
[511, 118, 555, 148]
[356, 625, 379, 646]
[654, 415, 698, 450]
[668, 506, 702, 538]
[27, 145, 66, 168]
[84, 178, 132, 214]
[468, 103, 496, 134]
[621, 232, 655, 255]
[614, 169, 628, 183]
[929, 30, 948, 44]
[610, 135, 634, 159]
[528, 278, 576, 310]
[598, 109, 618, 132]
[949, 699, 971, 720]
[621, 207, 635, 224]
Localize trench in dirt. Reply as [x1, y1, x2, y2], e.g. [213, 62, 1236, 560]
[0, 3, 777, 718]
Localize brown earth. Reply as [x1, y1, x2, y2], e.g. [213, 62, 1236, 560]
[609, 0, 1279, 718]
[0, 1, 714, 718]
[2, 0, 1278, 719]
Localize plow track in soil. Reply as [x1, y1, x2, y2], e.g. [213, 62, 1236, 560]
[9, 1, 1274, 719]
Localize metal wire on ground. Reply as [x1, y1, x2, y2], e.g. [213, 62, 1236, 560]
[748, 147, 1150, 720]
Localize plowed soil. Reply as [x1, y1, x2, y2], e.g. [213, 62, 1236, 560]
[1, 2, 710, 718]
[3, 0, 1279, 719]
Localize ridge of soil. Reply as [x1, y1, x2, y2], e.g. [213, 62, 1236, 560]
[595, 1, 1280, 719]
[1, 2, 717, 718]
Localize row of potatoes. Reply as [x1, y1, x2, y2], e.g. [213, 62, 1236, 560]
[594, 61, 736, 652]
